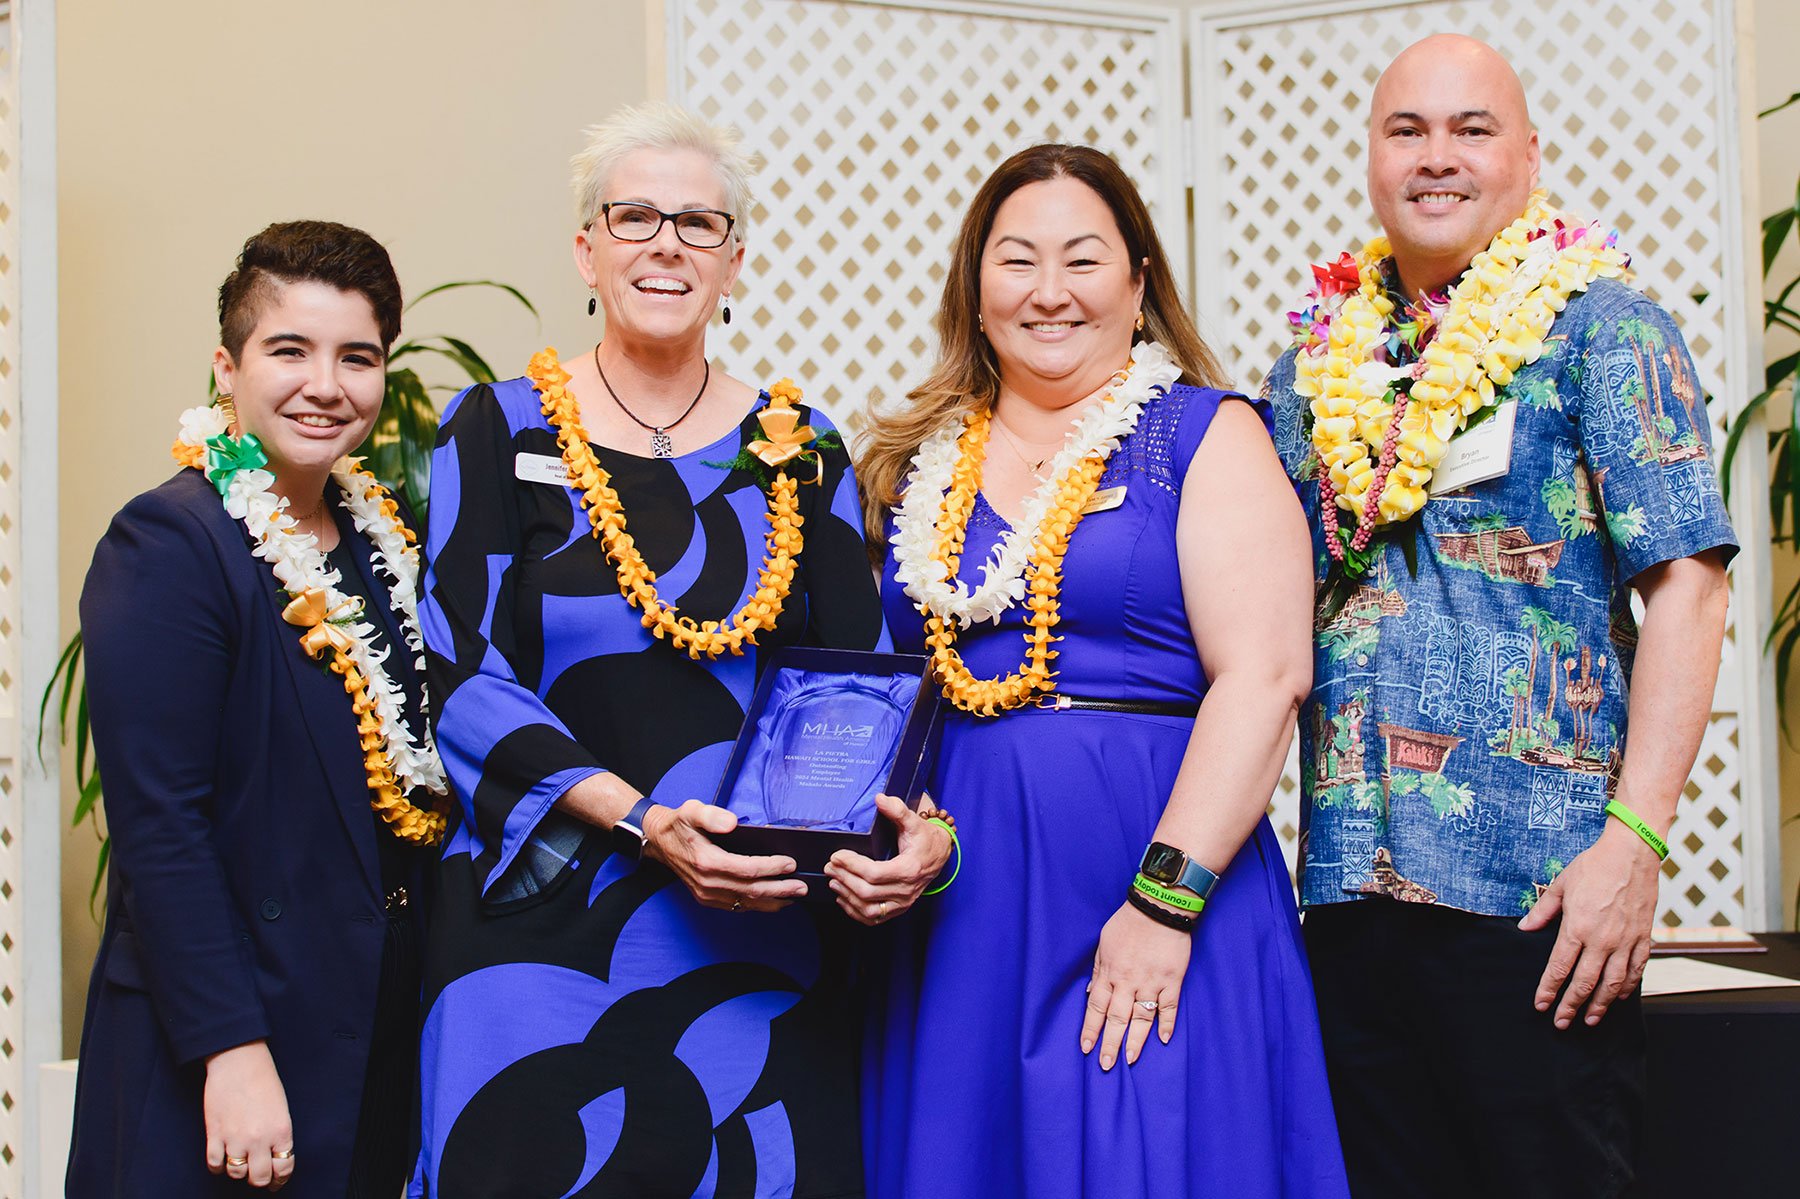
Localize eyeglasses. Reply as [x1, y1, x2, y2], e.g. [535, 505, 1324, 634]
[595, 202, 736, 249]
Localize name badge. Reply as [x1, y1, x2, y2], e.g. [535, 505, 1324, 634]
[515, 452, 574, 487]
[1429, 402, 1518, 495]
[1082, 485, 1128, 515]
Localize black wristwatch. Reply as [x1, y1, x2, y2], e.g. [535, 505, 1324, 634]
[1139, 841, 1220, 902]
[612, 797, 660, 862]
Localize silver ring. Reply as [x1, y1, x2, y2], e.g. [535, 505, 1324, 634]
[1137, 1000, 1158, 1012]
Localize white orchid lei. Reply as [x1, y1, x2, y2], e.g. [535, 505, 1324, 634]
[891, 339, 1180, 628]
[172, 403, 449, 844]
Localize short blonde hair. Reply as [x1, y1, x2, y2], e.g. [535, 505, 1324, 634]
[570, 102, 758, 243]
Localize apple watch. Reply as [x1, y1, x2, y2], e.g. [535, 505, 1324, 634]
[611, 797, 660, 862]
[1138, 841, 1220, 904]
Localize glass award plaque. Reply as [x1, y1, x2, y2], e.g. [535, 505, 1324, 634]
[733, 669, 918, 833]
[711, 648, 942, 898]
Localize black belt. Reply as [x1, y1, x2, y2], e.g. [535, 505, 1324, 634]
[1033, 693, 1199, 717]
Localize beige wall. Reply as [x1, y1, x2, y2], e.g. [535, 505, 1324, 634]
[1757, 0, 1800, 931]
[49, 0, 1800, 1053]
[54, 0, 653, 1054]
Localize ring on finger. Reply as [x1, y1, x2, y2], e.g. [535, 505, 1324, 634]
[226, 1155, 249, 1168]
[731, 898, 743, 912]
[272, 1148, 295, 1162]
[878, 900, 891, 920]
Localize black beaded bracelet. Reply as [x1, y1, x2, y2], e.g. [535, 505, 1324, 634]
[1126, 888, 1198, 933]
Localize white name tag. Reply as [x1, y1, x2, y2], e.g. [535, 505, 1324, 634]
[514, 452, 574, 487]
[1082, 485, 1128, 515]
[1429, 402, 1518, 495]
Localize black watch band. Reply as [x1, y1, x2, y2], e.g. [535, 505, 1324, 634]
[1126, 888, 1198, 932]
[612, 797, 659, 862]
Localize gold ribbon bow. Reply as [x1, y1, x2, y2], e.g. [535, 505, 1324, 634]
[282, 587, 363, 658]
[747, 379, 822, 481]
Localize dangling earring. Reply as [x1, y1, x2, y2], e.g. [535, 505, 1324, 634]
[978, 313, 985, 334]
[217, 392, 238, 432]
[1134, 311, 1145, 333]
[721, 294, 732, 326]
[587, 288, 597, 317]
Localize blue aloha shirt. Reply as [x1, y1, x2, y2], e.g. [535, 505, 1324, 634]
[1269, 270, 1738, 917]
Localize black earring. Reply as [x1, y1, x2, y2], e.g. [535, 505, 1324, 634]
[723, 300, 732, 325]
[587, 293, 597, 317]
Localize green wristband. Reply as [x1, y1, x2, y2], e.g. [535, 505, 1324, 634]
[1133, 873, 1207, 914]
[924, 818, 961, 896]
[1604, 799, 1669, 861]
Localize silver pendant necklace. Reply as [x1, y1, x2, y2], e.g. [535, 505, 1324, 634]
[594, 343, 709, 459]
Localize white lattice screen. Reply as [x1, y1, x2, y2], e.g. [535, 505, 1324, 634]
[0, 3, 22, 1190]
[674, 0, 1771, 928]
[670, 0, 1183, 425]
[1192, 0, 1767, 926]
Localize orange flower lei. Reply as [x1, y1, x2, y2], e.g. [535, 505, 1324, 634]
[172, 405, 450, 845]
[921, 409, 1108, 715]
[527, 348, 807, 660]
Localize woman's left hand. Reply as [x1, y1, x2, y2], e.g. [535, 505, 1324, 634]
[823, 793, 954, 926]
[1081, 901, 1192, 1070]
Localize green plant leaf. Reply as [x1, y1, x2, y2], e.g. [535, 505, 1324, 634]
[35, 632, 83, 763]
[407, 279, 540, 320]
[354, 367, 440, 526]
[389, 337, 499, 385]
[75, 682, 92, 789]
[1720, 386, 1776, 501]
[1789, 363, 1800, 536]
[1774, 612, 1800, 745]
[71, 765, 103, 827]
[1765, 209, 1798, 276]
[89, 837, 110, 915]
[1759, 91, 1800, 119]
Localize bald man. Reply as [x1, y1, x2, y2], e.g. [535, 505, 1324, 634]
[1267, 35, 1736, 1198]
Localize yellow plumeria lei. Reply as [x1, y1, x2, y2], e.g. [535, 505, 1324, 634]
[1294, 190, 1629, 558]
[526, 348, 810, 660]
[173, 404, 450, 845]
[920, 408, 1109, 715]
[895, 344, 1177, 715]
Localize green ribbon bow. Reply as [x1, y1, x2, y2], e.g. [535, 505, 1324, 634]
[204, 431, 269, 495]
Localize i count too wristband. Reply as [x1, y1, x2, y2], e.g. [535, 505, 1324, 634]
[1133, 873, 1207, 914]
[1604, 799, 1669, 861]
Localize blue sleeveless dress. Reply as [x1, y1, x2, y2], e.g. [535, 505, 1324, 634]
[864, 385, 1349, 1198]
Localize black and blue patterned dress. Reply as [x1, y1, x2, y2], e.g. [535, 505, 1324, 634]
[411, 370, 885, 1199]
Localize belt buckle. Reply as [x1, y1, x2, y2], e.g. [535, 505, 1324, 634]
[1033, 693, 1073, 711]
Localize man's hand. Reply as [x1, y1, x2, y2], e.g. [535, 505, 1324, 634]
[1519, 820, 1663, 1028]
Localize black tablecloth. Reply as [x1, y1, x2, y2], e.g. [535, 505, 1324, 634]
[1643, 933, 1800, 1198]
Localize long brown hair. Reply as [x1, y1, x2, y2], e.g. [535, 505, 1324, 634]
[857, 144, 1225, 552]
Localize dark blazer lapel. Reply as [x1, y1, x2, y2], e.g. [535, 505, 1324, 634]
[250, 516, 383, 898]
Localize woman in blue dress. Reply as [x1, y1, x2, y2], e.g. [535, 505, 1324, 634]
[856, 144, 1349, 1197]
[413, 104, 951, 1198]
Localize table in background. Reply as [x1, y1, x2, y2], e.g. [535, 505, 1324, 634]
[1643, 932, 1800, 1199]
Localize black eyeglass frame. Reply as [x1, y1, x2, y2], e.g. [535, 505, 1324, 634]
[592, 201, 737, 249]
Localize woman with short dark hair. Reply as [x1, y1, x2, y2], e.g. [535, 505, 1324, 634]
[66, 219, 445, 1197]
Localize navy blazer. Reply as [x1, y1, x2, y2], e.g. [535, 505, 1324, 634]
[66, 467, 429, 1197]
